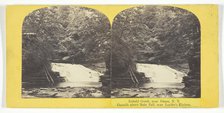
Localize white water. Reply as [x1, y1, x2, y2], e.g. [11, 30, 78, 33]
[137, 64, 187, 83]
[51, 63, 102, 87]
[51, 63, 187, 88]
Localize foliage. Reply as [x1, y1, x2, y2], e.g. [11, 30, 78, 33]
[112, 6, 200, 65]
[23, 6, 111, 63]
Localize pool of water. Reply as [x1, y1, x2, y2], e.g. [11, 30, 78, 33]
[56, 81, 102, 87]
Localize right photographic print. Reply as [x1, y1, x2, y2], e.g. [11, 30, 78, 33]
[107, 6, 200, 98]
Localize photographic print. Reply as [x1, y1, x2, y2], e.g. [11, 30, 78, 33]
[110, 6, 200, 98]
[22, 6, 111, 98]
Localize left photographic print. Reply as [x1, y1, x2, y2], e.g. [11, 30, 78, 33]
[22, 6, 111, 98]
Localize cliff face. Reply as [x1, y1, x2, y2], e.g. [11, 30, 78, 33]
[104, 37, 148, 88]
[22, 33, 60, 87]
[183, 35, 201, 97]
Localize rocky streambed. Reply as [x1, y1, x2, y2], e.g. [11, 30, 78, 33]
[22, 87, 186, 98]
[22, 87, 105, 98]
[111, 88, 185, 98]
